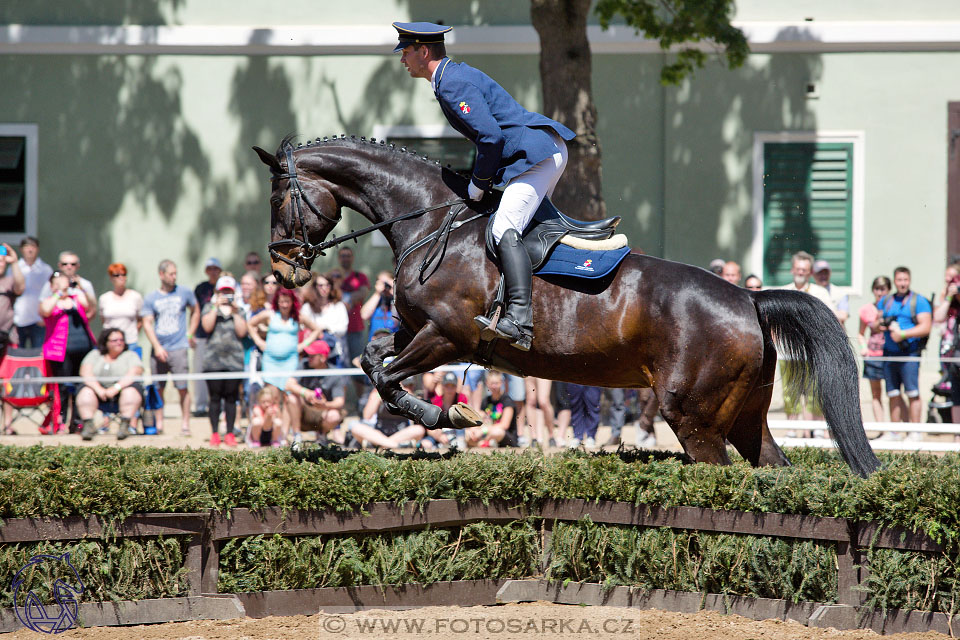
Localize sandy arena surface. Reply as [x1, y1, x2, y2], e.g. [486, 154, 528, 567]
[6, 603, 948, 640]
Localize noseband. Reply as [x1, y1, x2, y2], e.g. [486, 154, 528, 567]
[266, 142, 465, 272]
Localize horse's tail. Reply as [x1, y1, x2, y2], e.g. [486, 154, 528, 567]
[752, 289, 880, 477]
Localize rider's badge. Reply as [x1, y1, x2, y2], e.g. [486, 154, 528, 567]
[459, 101, 471, 114]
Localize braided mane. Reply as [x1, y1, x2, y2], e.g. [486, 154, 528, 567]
[277, 133, 456, 170]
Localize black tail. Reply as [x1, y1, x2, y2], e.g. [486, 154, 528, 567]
[752, 290, 880, 477]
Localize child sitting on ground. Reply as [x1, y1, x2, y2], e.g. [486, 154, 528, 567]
[246, 385, 286, 447]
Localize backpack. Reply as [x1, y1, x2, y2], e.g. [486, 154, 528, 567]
[880, 292, 930, 353]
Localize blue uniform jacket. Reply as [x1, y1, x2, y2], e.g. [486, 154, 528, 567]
[433, 58, 576, 190]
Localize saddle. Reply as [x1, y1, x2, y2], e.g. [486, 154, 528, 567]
[484, 197, 622, 269]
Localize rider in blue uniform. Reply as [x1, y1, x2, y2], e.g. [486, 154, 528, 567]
[393, 21, 576, 351]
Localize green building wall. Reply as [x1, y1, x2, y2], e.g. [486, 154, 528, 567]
[0, 1, 954, 338]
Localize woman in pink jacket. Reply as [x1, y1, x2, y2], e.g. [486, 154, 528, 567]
[40, 272, 96, 431]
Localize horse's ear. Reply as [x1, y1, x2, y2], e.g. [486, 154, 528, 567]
[253, 146, 283, 173]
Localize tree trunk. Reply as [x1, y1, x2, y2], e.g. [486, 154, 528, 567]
[531, 0, 606, 221]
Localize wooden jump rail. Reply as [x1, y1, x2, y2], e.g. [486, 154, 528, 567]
[0, 499, 951, 634]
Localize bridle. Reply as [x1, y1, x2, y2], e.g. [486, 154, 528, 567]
[266, 142, 464, 271]
[266, 143, 341, 271]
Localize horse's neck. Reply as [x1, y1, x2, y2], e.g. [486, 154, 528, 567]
[328, 162, 457, 253]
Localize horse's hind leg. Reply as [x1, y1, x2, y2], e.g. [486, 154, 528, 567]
[656, 387, 733, 465]
[725, 343, 790, 468]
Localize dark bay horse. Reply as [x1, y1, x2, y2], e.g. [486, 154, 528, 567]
[254, 136, 879, 477]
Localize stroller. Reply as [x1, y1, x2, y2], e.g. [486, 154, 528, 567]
[0, 347, 61, 434]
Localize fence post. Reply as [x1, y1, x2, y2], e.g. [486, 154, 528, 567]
[200, 513, 219, 594]
[185, 533, 204, 596]
[835, 540, 864, 606]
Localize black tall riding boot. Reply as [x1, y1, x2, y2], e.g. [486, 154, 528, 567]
[474, 229, 534, 351]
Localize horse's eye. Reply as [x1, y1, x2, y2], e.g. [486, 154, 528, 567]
[270, 197, 282, 208]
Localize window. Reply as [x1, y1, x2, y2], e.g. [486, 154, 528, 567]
[372, 124, 475, 173]
[0, 124, 38, 243]
[751, 132, 864, 290]
[368, 125, 475, 246]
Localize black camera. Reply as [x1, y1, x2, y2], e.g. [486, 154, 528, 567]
[879, 316, 894, 328]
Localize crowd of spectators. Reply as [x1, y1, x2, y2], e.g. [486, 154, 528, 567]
[710, 252, 958, 437]
[0, 233, 955, 448]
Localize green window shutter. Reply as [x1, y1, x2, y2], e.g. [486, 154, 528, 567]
[762, 142, 853, 286]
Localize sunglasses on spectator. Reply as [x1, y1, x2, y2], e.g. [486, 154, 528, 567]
[109, 272, 127, 277]
[60, 261, 78, 266]
[263, 279, 278, 286]
[246, 259, 260, 265]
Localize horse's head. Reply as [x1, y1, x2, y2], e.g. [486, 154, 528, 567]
[253, 141, 341, 288]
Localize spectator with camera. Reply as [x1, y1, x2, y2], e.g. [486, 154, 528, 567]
[858, 276, 892, 423]
[41, 271, 96, 432]
[13, 236, 50, 349]
[76, 328, 143, 441]
[361, 271, 399, 338]
[933, 263, 960, 429]
[0, 242, 24, 352]
[200, 275, 247, 447]
[872, 266, 933, 424]
[40, 251, 96, 320]
[191, 257, 222, 417]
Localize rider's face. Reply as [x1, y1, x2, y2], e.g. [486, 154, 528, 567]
[400, 45, 431, 79]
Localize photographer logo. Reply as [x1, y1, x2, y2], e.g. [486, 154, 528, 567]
[12, 553, 84, 634]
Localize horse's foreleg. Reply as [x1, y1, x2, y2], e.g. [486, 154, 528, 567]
[359, 331, 402, 390]
[368, 322, 480, 429]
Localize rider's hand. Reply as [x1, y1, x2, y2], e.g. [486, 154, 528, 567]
[467, 182, 484, 201]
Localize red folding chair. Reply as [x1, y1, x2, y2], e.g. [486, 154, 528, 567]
[0, 347, 61, 434]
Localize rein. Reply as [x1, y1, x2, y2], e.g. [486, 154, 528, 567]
[266, 142, 465, 271]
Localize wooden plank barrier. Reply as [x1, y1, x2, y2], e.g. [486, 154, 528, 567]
[0, 499, 950, 633]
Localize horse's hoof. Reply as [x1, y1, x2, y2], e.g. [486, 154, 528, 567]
[448, 403, 483, 428]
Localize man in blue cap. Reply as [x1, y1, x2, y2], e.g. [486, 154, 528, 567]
[393, 21, 576, 351]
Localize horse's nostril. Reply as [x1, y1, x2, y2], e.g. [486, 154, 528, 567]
[273, 270, 283, 281]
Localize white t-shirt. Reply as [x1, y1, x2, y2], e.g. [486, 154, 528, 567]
[99, 289, 144, 344]
[777, 280, 835, 310]
[13, 257, 53, 326]
[300, 300, 349, 337]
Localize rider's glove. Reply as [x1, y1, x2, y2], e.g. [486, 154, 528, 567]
[467, 182, 484, 201]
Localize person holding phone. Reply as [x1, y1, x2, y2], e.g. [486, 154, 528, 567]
[0, 242, 24, 435]
[361, 271, 399, 338]
[200, 275, 247, 447]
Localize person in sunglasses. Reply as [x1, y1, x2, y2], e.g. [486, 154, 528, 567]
[39, 251, 97, 320]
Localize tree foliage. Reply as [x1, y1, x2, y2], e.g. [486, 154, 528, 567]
[595, 0, 749, 85]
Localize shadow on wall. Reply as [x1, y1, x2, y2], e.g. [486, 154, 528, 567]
[664, 29, 822, 270]
[4, 0, 185, 25]
[0, 51, 208, 296]
[185, 56, 297, 273]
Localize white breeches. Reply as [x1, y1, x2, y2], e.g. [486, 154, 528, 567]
[490, 131, 569, 244]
